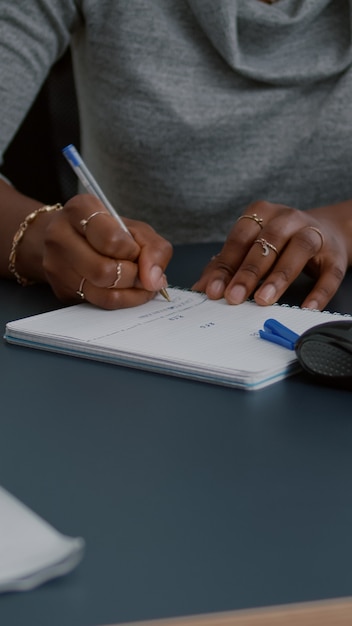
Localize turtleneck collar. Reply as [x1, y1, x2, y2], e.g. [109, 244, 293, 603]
[186, 0, 352, 84]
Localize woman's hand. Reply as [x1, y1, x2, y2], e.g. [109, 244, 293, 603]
[40, 194, 173, 309]
[193, 200, 352, 310]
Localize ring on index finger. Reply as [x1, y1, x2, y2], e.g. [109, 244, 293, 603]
[237, 213, 263, 229]
[80, 211, 106, 233]
[254, 237, 279, 257]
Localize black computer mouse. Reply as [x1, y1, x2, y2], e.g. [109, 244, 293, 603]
[295, 320, 352, 390]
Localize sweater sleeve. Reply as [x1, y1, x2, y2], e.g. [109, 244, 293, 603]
[0, 0, 81, 165]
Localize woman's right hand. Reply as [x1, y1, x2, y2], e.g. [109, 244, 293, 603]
[33, 194, 173, 309]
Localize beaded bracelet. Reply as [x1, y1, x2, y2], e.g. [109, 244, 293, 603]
[8, 203, 63, 286]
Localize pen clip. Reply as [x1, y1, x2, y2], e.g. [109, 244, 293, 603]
[259, 318, 300, 351]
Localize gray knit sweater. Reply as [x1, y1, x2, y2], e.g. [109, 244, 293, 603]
[1, 0, 352, 243]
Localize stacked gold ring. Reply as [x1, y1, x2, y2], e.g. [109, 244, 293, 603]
[254, 238, 278, 257]
[108, 262, 123, 289]
[237, 213, 263, 229]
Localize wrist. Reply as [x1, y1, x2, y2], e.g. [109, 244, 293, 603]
[9, 203, 63, 285]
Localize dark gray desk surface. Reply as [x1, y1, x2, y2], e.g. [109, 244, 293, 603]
[1, 243, 352, 626]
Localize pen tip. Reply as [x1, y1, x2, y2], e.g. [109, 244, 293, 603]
[160, 288, 171, 302]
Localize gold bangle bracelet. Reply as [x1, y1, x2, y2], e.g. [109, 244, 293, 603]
[8, 203, 63, 286]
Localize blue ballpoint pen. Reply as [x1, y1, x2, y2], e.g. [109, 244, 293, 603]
[62, 144, 170, 302]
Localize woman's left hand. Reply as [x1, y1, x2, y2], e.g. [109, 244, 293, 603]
[193, 200, 352, 310]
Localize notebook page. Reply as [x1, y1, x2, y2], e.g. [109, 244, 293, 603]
[90, 294, 349, 378]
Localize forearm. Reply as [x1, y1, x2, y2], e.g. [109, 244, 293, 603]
[0, 179, 51, 282]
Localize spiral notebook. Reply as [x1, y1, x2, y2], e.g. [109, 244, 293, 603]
[4, 287, 350, 390]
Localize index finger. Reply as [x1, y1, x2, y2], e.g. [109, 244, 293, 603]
[65, 194, 141, 261]
[127, 218, 173, 292]
[192, 205, 272, 297]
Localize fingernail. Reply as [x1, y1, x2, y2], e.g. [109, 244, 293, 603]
[257, 284, 277, 304]
[150, 265, 164, 288]
[208, 279, 226, 298]
[228, 284, 247, 304]
[304, 300, 319, 310]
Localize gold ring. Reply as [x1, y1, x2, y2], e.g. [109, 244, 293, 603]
[108, 262, 122, 289]
[76, 277, 86, 300]
[306, 226, 324, 252]
[237, 213, 263, 229]
[254, 238, 278, 257]
[80, 211, 106, 233]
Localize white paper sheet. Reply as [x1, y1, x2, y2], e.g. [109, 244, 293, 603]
[0, 486, 85, 592]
